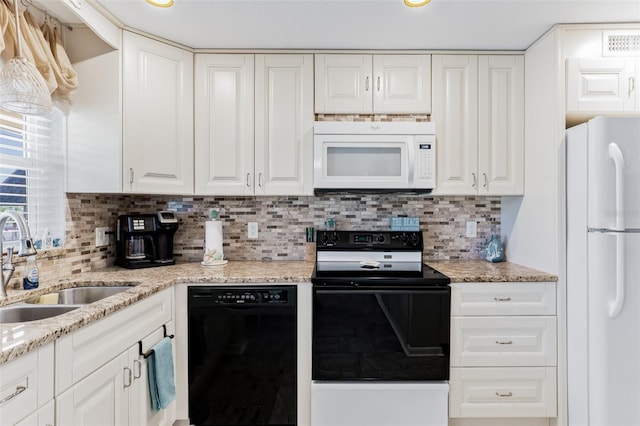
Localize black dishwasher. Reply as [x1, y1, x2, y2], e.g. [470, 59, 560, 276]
[188, 286, 297, 426]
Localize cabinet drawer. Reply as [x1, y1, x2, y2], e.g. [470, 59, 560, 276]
[451, 316, 557, 367]
[449, 367, 557, 418]
[451, 282, 556, 316]
[56, 288, 172, 394]
[0, 344, 54, 426]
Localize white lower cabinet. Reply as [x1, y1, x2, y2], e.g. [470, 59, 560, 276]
[14, 400, 54, 426]
[57, 351, 129, 425]
[0, 344, 54, 426]
[449, 282, 557, 421]
[55, 288, 175, 426]
[449, 367, 557, 418]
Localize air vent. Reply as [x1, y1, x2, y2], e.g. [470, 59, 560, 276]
[603, 31, 640, 56]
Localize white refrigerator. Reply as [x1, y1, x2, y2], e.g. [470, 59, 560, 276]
[567, 116, 640, 426]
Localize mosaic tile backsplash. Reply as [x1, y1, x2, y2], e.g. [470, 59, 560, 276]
[14, 193, 500, 286]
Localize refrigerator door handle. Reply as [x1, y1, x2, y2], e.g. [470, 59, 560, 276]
[608, 143, 625, 231]
[609, 232, 626, 318]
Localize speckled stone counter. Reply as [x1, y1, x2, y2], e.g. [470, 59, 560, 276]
[427, 260, 558, 283]
[0, 259, 554, 365]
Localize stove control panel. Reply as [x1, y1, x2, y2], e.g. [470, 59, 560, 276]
[316, 230, 422, 249]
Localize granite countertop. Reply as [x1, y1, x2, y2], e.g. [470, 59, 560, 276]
[427, 260, 558, 283]
[0, 259, 556, 365]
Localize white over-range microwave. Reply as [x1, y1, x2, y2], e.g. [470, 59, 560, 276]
[313, 121, 436, 193]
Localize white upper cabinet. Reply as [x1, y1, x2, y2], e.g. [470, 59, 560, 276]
[566, 57, 638, 113]
[478, 55, 524, 195]
[195, 54, 313, 196]
[432, 54, 524, 195]
[432, 55, 479, 195]
[315, 54, 431, 114]
[195, 54, 255, 195]
[123, 31, 194, 194]
[255, 54, 314, 195]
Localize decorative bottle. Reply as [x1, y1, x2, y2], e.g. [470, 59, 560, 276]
[22, 255, 40, 290]
[485, 234, 505, 263]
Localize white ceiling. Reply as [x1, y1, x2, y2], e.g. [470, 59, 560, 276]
[87, 0, 640, 50]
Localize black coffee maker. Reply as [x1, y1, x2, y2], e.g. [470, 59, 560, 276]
[115, 211, 179, 269]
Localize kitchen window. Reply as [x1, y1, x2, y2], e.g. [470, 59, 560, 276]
[0, 109, 65, 250]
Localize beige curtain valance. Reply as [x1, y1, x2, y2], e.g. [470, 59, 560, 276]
[0, 0, 78, 114]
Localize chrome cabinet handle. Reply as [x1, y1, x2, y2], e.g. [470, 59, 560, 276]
[495, 392, 513, 397]
[377, 76, 381, 91]
[124, 367, 132, 388]
[494, 297, 511, 301]
[258, 173, 263, 187]
[0, 384, 27, 404]
[365, 76, 370, 91]
[495, 340, 513, 345]
[129, 168, 134, 184]
[246, 173, 251, 187]
[133, 359, 142, 379]
[472, 173, 477, 188]
[483, 173, 488, 188]
[630, 77, 636, 98]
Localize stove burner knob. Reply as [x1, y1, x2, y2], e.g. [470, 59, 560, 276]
[330, 232, 339, 243]
[376, 234, 385, 243]
[400, 233, 409, 243]
[408, 233, 420, 246]
[319, 233, 329, 245]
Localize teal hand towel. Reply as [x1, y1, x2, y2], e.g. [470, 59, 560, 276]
[147, 336, 176, 411]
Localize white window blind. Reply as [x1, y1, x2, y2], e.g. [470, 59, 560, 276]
[0, 108, 65, 249]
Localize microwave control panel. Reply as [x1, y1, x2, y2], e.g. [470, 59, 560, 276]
[413, 135, 436, 187]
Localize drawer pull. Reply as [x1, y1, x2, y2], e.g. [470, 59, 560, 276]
[494, 297, 511, 301]
[0, 384, 27, 404]
[495, 391, 513, 397]
[495, 340, 513, 345]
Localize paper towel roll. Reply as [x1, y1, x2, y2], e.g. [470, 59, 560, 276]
[204, 220, 224, 261]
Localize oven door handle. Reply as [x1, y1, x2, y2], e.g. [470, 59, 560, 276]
[314, 287, 450, 295]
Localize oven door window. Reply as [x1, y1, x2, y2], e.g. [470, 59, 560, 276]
[312, 288, 450, 381]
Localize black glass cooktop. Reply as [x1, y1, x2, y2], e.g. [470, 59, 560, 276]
[311, 262, 450, 287]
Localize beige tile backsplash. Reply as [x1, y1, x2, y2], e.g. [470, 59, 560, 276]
[9, 193, 500, 288]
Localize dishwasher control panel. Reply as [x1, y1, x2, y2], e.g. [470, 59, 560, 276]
[189, 287, 293, 306]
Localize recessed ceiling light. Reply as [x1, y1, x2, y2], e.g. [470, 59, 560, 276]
[145, 0, 174, 8]
[404, 0, 431, 7]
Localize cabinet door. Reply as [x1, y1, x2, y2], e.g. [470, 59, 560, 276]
[315, 54, 372, 113]
[195, 54, 255, 195]
[432, 55, 479, 195]
[129, 325, 177, 426]
[255, 54, 314, 195]
[373, 55, 431, 113]
[123, 31, 194, 194]
[14, 400, 54, 426]
[57, 352, 129, 426]
[478, 55, 524, 195]
[566, 57, 636, 112]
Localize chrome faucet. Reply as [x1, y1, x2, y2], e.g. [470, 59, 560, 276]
[1, 211, 37, 298]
